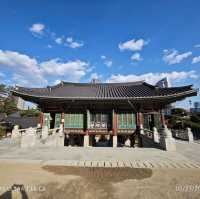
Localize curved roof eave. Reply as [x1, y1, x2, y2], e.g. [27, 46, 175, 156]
[11, 89, 197, 102]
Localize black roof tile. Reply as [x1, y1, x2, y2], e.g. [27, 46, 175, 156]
[11, 81, 197, 101]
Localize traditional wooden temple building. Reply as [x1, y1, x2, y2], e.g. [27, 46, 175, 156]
[12, 81, 197, 147]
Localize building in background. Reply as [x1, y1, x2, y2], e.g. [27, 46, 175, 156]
[11, 96, 26, 110]
[0, 89, 25, 110]
[191, 102, 200, 113]
[14, 96, 25, 110]
[156, 77, 171, 88]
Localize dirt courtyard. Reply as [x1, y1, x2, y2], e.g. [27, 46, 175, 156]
[0, 163, 200, 199]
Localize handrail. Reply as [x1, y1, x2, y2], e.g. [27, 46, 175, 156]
[143, 128, 153, 133]
[143, 128, 154, 139]
[18, 127, 38, 132]
[14, 125, 63, 138]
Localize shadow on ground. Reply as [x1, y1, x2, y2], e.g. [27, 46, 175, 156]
[34, 166, 153, 199]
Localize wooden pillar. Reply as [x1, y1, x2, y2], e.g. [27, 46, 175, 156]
[61, 112, 65, 127]
[136, 112, 143, 147]
[112, 109, 117, 147]
[84, 109, 90, 135]
[160, 110, 165, 127]
[112, 109, 117, 136]
[86, 109, 90, 135]
[136, 112, 143, 127]
[40, 112, 43, 127]
[84, 109, 90, 147]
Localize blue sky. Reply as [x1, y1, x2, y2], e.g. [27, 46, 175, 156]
[0, 0, 199, 108]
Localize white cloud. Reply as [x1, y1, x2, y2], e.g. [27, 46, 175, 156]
[0, 72, 5, 77]
[101, 55, 106, 59]
[119, 39, 148, 51]
[29, 24, 84, 49]
[131, 53, 142, 61]
[0, 50, 46, 86]
[53, 79, 61, 85]
[194, 44, 200, 48]
[29, 23, 45, 35]
[90, 73, 102, 80]
[100, 55, 113, 67]
[41, 59, 89, 82]
[47, 44, 52, 49]
[192, 56, 200, 64]
[66, 37, 84, 49]
[0, 49, 90, 86]
[66, 37, 73, 43]
[104, 60, 113, 67]
[163, 49, 192, 65]
[55, 37, 64, 45]
[107, 71, 197, 85]
[12, 73, 30, 86]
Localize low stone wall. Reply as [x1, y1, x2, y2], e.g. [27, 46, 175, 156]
[11, 124, 65, 148]
[172, 128, 194, 143]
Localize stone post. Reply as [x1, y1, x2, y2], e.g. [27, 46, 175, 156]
[95, 135, 100, 143]
[112, 135, 117, 147]
[139, 124, 144, 135]
[11, 125, 20, 139]
[56, 124, 64, 147]
[42, 126, 49, 140]
[186, 128, 194, 143]
[160, 125, 176, 151]
[21, 127, 36, 148]
[153, 127, 159, 143]
[84, 134, 89, 147]
[124, 137, 131, 147]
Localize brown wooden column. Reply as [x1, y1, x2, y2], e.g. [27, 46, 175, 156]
[112, 109, 117, 136]
[136, 112, 143, 127]
[160, 110, 165, 127]
[86, 109, 90, 135]
[40, 112, 43, 127]
[61, 112, 65, 127]
[136, 112, 143, 147]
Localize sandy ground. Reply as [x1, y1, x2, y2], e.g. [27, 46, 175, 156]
[0, 163, 200, 199]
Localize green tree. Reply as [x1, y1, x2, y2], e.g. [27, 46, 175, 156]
[0, 84, 18, 115]
[0, 125, 6, 139]
[171, 108, 187, 116]
[0, 84, 6, 92]
[3, 97, 18, 115]
[20, 108, 40, 117]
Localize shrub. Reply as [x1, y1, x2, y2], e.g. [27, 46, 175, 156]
[171, 108, 187, 116]
[0, 125, 6, 139]
[191, 114, 200, 123]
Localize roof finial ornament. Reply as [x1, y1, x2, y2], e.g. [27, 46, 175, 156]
[91, 78, 101, 84]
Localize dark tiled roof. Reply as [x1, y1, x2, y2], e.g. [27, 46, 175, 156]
[11, 81, 197, 101]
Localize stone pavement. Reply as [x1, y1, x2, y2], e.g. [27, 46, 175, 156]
[0, 138, 200, 169]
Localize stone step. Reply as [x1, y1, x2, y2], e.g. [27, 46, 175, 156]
[52, 160, 200, 169]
